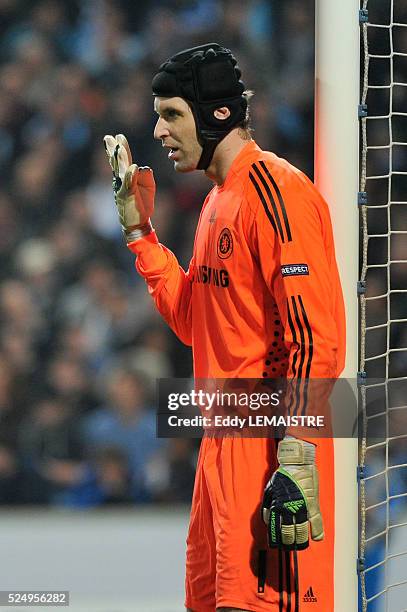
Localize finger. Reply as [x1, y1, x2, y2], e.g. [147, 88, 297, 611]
[281, 509, 295, 547]
[116, 144, 130, 181]
[112, 144, 121, 177]
[262, 507, 270, 524]
[294, 520, 309, 547]
[103, 135, 117, 158]
[124, 164, 138, 191]
[137, 167, 155, 189]
[310, 511, 324, 541]
[116, 134, 133, 166]
[104, 135, 119, 174]
[281, 523, 295, 547]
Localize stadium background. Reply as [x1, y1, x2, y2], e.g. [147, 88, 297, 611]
[0, 0, 316, 508]
[0, 0, 405, 609]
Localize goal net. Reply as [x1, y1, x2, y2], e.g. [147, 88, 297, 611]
[358, 1, 407, 610]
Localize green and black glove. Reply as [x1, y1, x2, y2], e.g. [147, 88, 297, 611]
[262, 437, 324, 550]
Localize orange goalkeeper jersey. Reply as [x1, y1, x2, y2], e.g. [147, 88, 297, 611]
[130, 140, 346, 381]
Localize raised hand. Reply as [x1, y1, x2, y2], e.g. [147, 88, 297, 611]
[103, 133, 155, 242]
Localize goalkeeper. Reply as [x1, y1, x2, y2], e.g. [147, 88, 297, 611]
[104, 44, 345, 611]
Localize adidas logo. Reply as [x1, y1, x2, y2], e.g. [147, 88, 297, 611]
[284, 500, 305, 513]
[303, 586, 317, 603]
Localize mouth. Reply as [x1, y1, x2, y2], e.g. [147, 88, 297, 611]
[163, 142, 180, 159]
[168, 147, 179, 160]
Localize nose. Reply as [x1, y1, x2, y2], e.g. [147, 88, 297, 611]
[154, 117, 170, 141]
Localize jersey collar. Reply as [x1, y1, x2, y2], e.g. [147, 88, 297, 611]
[217, 140, 262, 190]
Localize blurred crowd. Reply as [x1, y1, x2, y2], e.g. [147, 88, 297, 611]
[0, 0, 315, 507]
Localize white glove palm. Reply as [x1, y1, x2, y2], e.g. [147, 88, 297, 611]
[103, 134, 155, 241]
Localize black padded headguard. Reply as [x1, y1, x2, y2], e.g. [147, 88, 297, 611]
[152, 43, 247, 170]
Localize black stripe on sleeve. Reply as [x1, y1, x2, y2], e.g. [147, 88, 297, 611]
[287, 298, 300, 414]
[259, 160, 292, 242]
[291, 296, 306, 380]
[251, 163, 285, 242]
[298, 294, 314, 379]
[286, 299, 299, 378]
[290, 296, 308, 416]
[297, 294, 313, 416]
[289, 295, 313, 416]
[249, 171, 278, 236]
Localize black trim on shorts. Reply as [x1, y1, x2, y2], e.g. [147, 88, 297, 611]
[278, 547, 284, 612]
[285, 551, 292, 612]
[293, 548, 300, 612]
[298, 294, 314, 379]
[257, 549, 267, 594]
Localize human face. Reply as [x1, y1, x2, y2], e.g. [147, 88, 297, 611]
[154, 96, 203, 172]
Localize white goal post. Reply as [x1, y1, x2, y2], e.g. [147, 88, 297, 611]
[314, 1, 360, 610]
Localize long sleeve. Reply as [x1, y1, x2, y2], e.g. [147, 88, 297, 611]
[128, 231, 193, 346]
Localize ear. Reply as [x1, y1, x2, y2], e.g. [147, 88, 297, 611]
[213, 106, 231, 121]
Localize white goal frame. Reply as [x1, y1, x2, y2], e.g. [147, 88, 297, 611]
[315, 1, 360, 610]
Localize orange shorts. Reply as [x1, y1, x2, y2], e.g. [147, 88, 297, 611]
[185, 436, 334, 611]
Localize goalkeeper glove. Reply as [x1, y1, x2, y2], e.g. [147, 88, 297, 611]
[262, 437, 324, 550]
[103, 133, 156, 243]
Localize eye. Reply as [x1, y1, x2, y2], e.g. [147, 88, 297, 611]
[165, 109, 180, 120]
